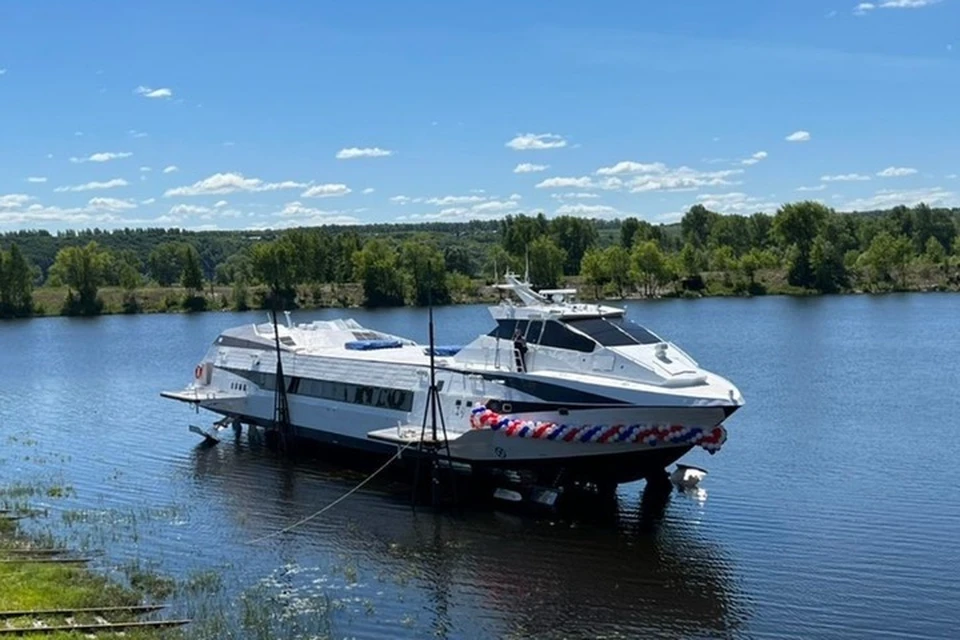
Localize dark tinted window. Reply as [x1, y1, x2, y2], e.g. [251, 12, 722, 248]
[539, 321, 596, 352]
[563, 317, 661, 346]
[526, 321, 543, 342]
[613, 319, 661, 344]
[488, 319, 529, 340]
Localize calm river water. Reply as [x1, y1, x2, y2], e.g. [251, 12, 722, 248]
[2, 294, 959, 639]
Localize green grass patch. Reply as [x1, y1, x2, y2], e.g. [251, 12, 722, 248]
[0, 515, 181, 639]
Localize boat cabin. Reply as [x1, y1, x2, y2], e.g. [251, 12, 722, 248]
[487, 315, 663, 353]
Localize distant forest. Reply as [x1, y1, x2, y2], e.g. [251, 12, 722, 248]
[2, 201, 959, 318]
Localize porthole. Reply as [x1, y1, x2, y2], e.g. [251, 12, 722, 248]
[502, 403, 513, 413]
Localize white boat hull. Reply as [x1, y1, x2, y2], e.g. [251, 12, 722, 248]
[162, 297, 743, 487]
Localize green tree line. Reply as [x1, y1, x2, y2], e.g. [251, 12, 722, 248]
[2, 201, 960, 319]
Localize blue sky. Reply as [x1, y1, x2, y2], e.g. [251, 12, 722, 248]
[1, 0, 957, 231]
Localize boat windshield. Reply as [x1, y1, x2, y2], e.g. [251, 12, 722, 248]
[562, 317, 662, 346]
[488, 319, 595, 352]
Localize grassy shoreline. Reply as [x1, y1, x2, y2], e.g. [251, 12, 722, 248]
[0, 486, 336, 640]
[0, 516, 179, 639]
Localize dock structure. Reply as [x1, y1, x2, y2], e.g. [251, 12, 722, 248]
[0, 604, 189, 636]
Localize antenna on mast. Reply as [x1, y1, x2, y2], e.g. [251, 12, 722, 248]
[524, 246, 530, 284]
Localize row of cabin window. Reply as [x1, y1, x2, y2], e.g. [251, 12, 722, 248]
[249, 372, 414, 412]
[488, 318, 661, 352]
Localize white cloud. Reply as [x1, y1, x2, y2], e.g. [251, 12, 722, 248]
[695, 192, 781, 215]
[163, 165, 179, 174]
[628, 168, 741, 193]
[0, 204, 125, 227]
[471, 200, 520, 214]
[362, 187, 375, 194]
[397, 198, 520, 223]
[277, 202, 334, 217]
[301, 183, 351, 198]
[164, 172, 306, 197]
[588, 160, 740, 192]
[169, 204, 212, 216]
[0, 194, 33, 209]
[128, 129, 149, 138]
[0, 69, 6, 76]
[214, 200, 228, 208]
[555, 203, 621, 218]
[514, 163, 549, 173]
[88, 197, 137, 211]
[537, 166, 739, 193]
[54, 178, 129, 192]
[821, 173, 871, 182]
[536, 177, 595, 189]
[271, 201, 361, 226]
[550, 192, 601, 200]
[841, 187, 956, 211]
[26, 177, 47, 183]
[595, 161, 668, 176]
[424, 195, 486, 206]
[505, 133, 568, 151]
[335, 147, 393, 159]
[785, 130, 811, 142]
[876, 166, 918, 177]
[141, 198, 156, 205]
[947, 174, 958, 180]
[134, 85, 172, 99]
[856, 0, 941, 15]
[741, 151, 769, 166]
[389, 193, 506, 207]
[0, 196, 160, 227]
[140, 166, 152, 173]
[70, 151, 133, 163]
[796, 184, 827, 192]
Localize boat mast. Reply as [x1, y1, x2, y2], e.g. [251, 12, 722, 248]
[270, 280, 293, 453]
[413, 276, 457, 508]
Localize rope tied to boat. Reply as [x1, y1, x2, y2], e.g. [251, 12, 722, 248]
[247, 440, 417, 545]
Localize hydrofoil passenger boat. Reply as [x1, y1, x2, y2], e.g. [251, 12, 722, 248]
[162, 274, 744, 495]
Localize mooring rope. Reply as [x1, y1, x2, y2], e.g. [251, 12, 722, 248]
[247, 441, 417, 545]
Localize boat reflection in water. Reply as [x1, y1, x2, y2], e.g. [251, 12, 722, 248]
[187, 435, 749, 639]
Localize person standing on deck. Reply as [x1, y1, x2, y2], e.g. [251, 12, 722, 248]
[513, 329, 528, 372]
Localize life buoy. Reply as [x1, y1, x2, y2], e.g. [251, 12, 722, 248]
[194, 364, 203, 380]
